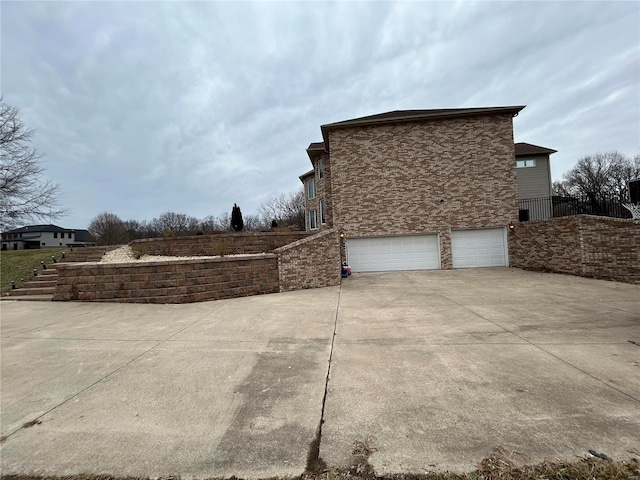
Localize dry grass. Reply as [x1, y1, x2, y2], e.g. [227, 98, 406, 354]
[4, 451, 637, 480]
[1, 456, 638, 480]
[0, 248, 65, 294]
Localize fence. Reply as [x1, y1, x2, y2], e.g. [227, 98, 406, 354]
[517, 195, 632, 222]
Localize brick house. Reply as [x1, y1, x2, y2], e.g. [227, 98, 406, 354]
[300, 106, 532, 272]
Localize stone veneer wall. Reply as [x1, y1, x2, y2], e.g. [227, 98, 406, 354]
[326, 114, 518, 269]
[275, 228, 342, 292]
[53, 255, 279, 303]
[130, 232, 309, 256]
[509, 215, 640, 283]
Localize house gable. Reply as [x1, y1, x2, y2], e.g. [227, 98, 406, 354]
[514, 142, 556, 200]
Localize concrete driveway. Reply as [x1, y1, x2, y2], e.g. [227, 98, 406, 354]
[1, 268, 639, 477]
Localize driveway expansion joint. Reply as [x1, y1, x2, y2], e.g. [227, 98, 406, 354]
[306, 284, 342, 473]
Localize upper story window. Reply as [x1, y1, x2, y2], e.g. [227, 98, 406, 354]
[318, 159, 323, 179]
[53, 232, 58, 238]
[307, 178, 316, 199]
[319, 199, 326, 224]
[309, 210, 318, 230]
[516, 159, 536, 168]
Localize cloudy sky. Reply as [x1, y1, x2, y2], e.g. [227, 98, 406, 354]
[2, 1, 639, 229]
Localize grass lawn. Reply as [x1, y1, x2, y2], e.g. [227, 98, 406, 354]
[0, 248, 67, 294]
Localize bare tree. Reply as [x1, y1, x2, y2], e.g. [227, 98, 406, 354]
[554, 152, 640, 199]
[258, 188, 305, 230]
[243, 213, 263, 231]
[0, 98, 67, 230]
[88, 212, 128, 245]
[151, 211, 199, 235]
[123, 219, 159, 240]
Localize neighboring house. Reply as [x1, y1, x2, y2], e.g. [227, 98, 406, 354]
[514, 142, 557, 221]
[300, 106, 528, 272]
[1, 224, 96, 250]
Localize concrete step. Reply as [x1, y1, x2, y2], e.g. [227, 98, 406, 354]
[8, 286, 55, 296]
[22, 279, 57, 288]
[1, 294, 54, 302]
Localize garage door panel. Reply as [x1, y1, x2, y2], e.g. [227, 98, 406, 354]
[451, 228, 507, 268]
[347, 235, 439, 272]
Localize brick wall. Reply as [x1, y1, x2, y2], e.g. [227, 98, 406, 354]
[327, 114, 518, 269]
[303, 151, 334, 232]
[275, 228, 342, 292]
[130, 231, 309, 257]
[509, 215, 640, 282]
[53, 255, 279, 303]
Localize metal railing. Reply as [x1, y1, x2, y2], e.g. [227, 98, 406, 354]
[517, 195, 633, 222]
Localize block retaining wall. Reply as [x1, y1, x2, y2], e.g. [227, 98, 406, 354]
[509, 215, 640, 283]
[53, 255, 280, 303]
[130, 231, 309, 256]
[53, 231, 343, 303]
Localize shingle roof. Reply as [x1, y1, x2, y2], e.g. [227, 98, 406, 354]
[323, 106, 525, 129]
[514, 142, 557, 156]
[2, 224, 73, 235]
[307, 142, 325, 151]
[318, 106, 525, 150]
[73, 230, 96, 243]
[299, 169, 314, 182]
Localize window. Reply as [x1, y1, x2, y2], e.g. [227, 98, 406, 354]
[309, 210, 318, 230]
[308, 178, 316, 199]
[319, 199, 326, 224]
[318, 159, 323, 179]
[53, 232, 58, 238]
[516, 159, 536, 168]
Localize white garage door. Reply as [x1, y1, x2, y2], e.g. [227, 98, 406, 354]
[346, 235, 440, 272]
[451, 228, 507, 268]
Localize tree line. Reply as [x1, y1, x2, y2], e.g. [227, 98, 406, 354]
[552, 151, 639, 199]
[88, 189, 305, 245]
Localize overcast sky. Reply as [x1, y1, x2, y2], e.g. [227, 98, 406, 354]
[2, 1, 639, 229]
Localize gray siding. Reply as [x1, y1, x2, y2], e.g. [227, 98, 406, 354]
[516, 154, 552, 200]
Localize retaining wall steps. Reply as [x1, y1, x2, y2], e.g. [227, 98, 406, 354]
[3, 246, 114, 302]
[4, 268, 58, 301]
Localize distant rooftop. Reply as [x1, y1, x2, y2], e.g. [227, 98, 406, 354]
[2, 224, 73, 234]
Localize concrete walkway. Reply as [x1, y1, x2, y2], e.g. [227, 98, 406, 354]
[1, 268, 639, 477]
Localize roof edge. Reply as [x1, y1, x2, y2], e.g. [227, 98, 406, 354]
[320, 105, 526, 150]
